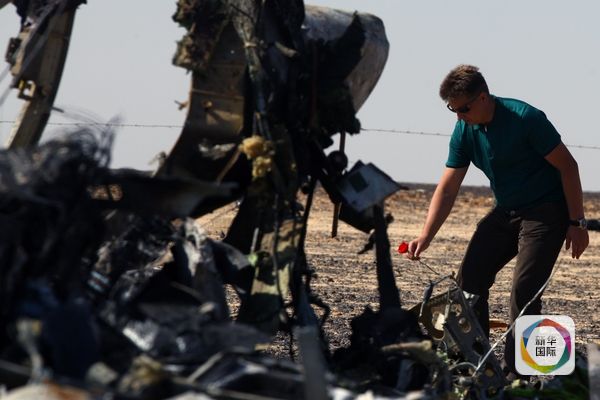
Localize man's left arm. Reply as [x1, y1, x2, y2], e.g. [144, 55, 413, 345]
[545, 143, 589, 259]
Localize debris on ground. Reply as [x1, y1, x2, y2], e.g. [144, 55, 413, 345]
[0, 1, 594, 399]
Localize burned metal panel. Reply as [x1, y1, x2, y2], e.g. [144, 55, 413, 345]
[159, 1, 389, 187]
[303, 5, 389, 112]
[161, 18, 248, 181]
[4, 1, 82, 148]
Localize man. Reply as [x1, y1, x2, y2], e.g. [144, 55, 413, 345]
[405, 64, 589, 376]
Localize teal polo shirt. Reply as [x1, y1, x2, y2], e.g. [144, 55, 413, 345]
[446, 96, 564, 210]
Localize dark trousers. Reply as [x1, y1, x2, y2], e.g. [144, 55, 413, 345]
[456, 201, 568, 374]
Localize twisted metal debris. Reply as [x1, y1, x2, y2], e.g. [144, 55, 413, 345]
[0, 1, 593, 399]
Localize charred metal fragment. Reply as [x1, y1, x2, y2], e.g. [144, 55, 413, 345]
[373, 204, 401, 311]
[172, 0, 230, 72]
[332, 306, 431, 394]
[91, 216, 268, 371]
[162, 0, 250, 203]
[338, 162, 402, 214]
[357, 212, 393, 254]
[334, 162, 403, 233]
[161, 0, 389, 219]
[326, 202, 431, 394]
[0, 129, 112, 350]
[90, 168, 237, 218]
[3, 0, 85, 148]
[296, 326, 328, 400]
[302, 5, 389, 114]
[185, 350, 307, 399]
[0, 127, 274, 392]
[235, 212, 304, 334]
[413, 287, 507, 397]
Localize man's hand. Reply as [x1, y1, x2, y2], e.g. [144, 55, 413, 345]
[405, 237, 430, 260]
[565, 226, 589, 259]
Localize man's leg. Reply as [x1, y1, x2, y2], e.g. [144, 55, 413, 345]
[456, 207, 519, 337]
[504, 202, 568, 374]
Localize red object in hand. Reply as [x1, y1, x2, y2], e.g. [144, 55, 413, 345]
[397, 241, 409, 254]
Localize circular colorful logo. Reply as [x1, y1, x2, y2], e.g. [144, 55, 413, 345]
[520, 318, 572, 373]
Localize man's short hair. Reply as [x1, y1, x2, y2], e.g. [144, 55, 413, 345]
[439, 64, 489, 101]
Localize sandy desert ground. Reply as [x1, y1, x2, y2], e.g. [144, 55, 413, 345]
[199, 184, 600, 360]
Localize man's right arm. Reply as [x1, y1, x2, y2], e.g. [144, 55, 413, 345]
[406, 166, 468, 259]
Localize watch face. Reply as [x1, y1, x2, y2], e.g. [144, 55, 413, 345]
[570, 218, 587, 229]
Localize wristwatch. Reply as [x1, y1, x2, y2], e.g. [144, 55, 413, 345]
[569, 218, 587, 229]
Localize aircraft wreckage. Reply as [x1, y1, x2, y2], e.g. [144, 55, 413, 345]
[0, 0, 594, 399]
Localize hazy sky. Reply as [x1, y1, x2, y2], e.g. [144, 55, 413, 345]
[1, 1, 599, 190]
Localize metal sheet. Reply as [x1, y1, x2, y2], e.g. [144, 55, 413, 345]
[337, 162, 402, 213]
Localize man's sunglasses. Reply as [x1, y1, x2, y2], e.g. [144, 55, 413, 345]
[447, 93, 480, 113]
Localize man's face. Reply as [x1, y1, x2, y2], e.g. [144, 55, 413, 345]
[447, 92, 486, 125]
